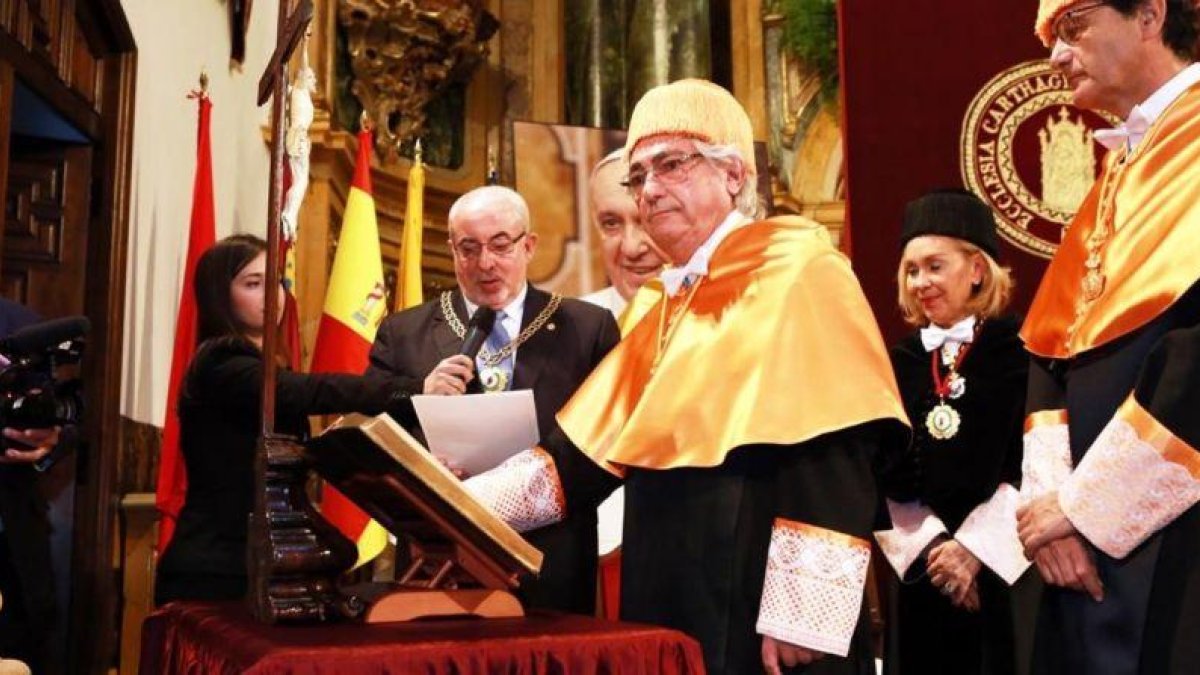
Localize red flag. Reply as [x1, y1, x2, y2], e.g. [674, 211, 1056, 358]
[310, 130, 389, 567]
[155, 92, 217, 554]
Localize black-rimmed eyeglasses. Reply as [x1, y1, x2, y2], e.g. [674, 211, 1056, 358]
[450, 231, 528, 260]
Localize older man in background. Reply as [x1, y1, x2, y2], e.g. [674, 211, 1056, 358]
[579, 149, 667, 619]
[581, 149, 666, 321]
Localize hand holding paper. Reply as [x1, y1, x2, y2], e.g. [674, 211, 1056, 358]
[411, 390, 539, 476]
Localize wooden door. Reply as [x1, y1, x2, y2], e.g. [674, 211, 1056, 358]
[1, 1, 136, 670]
[3, 136, 91, 312]
[1, 132, 93, 675]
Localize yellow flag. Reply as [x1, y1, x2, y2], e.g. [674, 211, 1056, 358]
[396, 141, 425, 311]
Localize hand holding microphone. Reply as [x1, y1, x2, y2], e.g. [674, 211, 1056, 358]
[422, 307, 496, 396]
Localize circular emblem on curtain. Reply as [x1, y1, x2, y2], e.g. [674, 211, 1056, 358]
[960, 60, 1118, 259]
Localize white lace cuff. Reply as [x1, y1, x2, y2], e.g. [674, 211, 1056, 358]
[757, 519, 871, 657]
[873, 499, 948, 578]
[1060, 397, 1200, 559]
[953, 484, 1030, 584]
[1020, 410, 1072, 505]
[463, 448, 566, 533]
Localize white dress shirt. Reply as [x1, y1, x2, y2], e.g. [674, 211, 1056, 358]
[1095, 62, 1200, 151]
[659, 210, 751, 296]
[463, 284, 528, 361]
[580, 285, 627, 319]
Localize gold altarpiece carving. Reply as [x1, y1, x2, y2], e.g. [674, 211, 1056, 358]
[759, 8, 846, 247]
[286, 0, 511, 366]
[285, 0, 846, 365]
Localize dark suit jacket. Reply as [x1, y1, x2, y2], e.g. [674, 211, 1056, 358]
[367, 284, 620, 614]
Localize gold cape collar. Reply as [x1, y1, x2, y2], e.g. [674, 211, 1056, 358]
[1022, 83, 1200, 359]
[556, 216, 908, 474]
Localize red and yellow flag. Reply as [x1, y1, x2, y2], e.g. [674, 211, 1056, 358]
[310, 129, 388, 567]
[156, 91, 217, 554]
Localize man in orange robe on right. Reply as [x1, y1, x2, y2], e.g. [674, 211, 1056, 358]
[1016, 1, 1200, 672]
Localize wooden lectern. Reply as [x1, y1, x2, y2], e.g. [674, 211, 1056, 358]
[304, 413, 543, 623]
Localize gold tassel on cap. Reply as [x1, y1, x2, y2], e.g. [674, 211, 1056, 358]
[1035, 0, 1084, 46]
[624, 79, 756, 178]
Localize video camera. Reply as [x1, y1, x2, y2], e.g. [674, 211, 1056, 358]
[0, 315, 88, 435]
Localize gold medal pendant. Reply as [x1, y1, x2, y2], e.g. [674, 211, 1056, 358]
[925, 403, 961, 440]
[479, 366, 510, 393]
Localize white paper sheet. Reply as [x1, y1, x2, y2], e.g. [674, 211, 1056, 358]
[411, 390, 540, 476]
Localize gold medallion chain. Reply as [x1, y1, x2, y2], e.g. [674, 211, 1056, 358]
[652, 279, 703, 370]
[440, 291, 563, 367]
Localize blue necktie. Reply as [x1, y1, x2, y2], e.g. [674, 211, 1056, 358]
[478, 310, 514, 391]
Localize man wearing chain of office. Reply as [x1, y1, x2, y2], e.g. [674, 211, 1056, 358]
[367, 185, 620, 615]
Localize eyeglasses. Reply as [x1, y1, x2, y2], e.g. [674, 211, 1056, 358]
[621, 152, 706, 197]
[450, 231, 527, 260]
[1051, 1, 1107, 45]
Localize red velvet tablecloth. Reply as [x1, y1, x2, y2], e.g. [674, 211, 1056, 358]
[139, 602, 706, 674]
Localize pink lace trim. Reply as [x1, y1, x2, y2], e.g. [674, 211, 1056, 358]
[1020, 421, 1072, 505]
[463, 448, 566, 533]
[1061, 418, 1200, 559]
[757, 519, 870, 657]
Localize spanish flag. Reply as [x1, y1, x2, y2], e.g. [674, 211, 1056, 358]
[310, 128, 388, 567]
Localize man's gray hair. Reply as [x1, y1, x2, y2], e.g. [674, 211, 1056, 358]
[448, 185, 532, 232]
[695, 141, 763, 219]
[590, 148, 626, 181]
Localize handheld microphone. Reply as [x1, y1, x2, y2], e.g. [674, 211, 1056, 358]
[0, 316, 91, 356]
[459, 307, 497, 360]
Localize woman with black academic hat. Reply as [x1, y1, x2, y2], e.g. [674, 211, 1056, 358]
[874, 189, 1034, 674]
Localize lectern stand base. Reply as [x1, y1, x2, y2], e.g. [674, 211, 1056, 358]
[359, 588, 524, 623]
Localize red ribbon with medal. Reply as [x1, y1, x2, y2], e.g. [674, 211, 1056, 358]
[926, 336, 973, 441]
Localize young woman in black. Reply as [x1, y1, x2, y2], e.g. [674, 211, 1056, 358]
[154, 234, 405, 605]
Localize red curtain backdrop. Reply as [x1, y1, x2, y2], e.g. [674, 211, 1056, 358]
[839, 2, 1053, 343]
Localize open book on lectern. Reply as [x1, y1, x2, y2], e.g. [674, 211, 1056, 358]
[304, 412, 542, 590]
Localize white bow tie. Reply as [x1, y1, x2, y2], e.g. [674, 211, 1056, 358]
[1094, 109, 1150, 151]
[661, 258, 708, 297]
[920, 317, 976, 352]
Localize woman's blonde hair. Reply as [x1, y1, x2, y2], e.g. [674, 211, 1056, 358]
[896, 240, 1014, 327]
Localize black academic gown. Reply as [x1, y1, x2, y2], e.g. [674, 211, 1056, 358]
[547, 420, 903, 675]
[878, 315, 1032, 675]
[1029, 282, 1200, 675]
[154, 338, 405, 605]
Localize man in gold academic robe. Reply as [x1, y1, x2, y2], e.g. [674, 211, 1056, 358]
[1016, 1, 1200, 672]
[465, 79, 907, 674]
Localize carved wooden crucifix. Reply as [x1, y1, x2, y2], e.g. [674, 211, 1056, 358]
[247, 0, 359, 624]
[257, 0, 310, 453]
